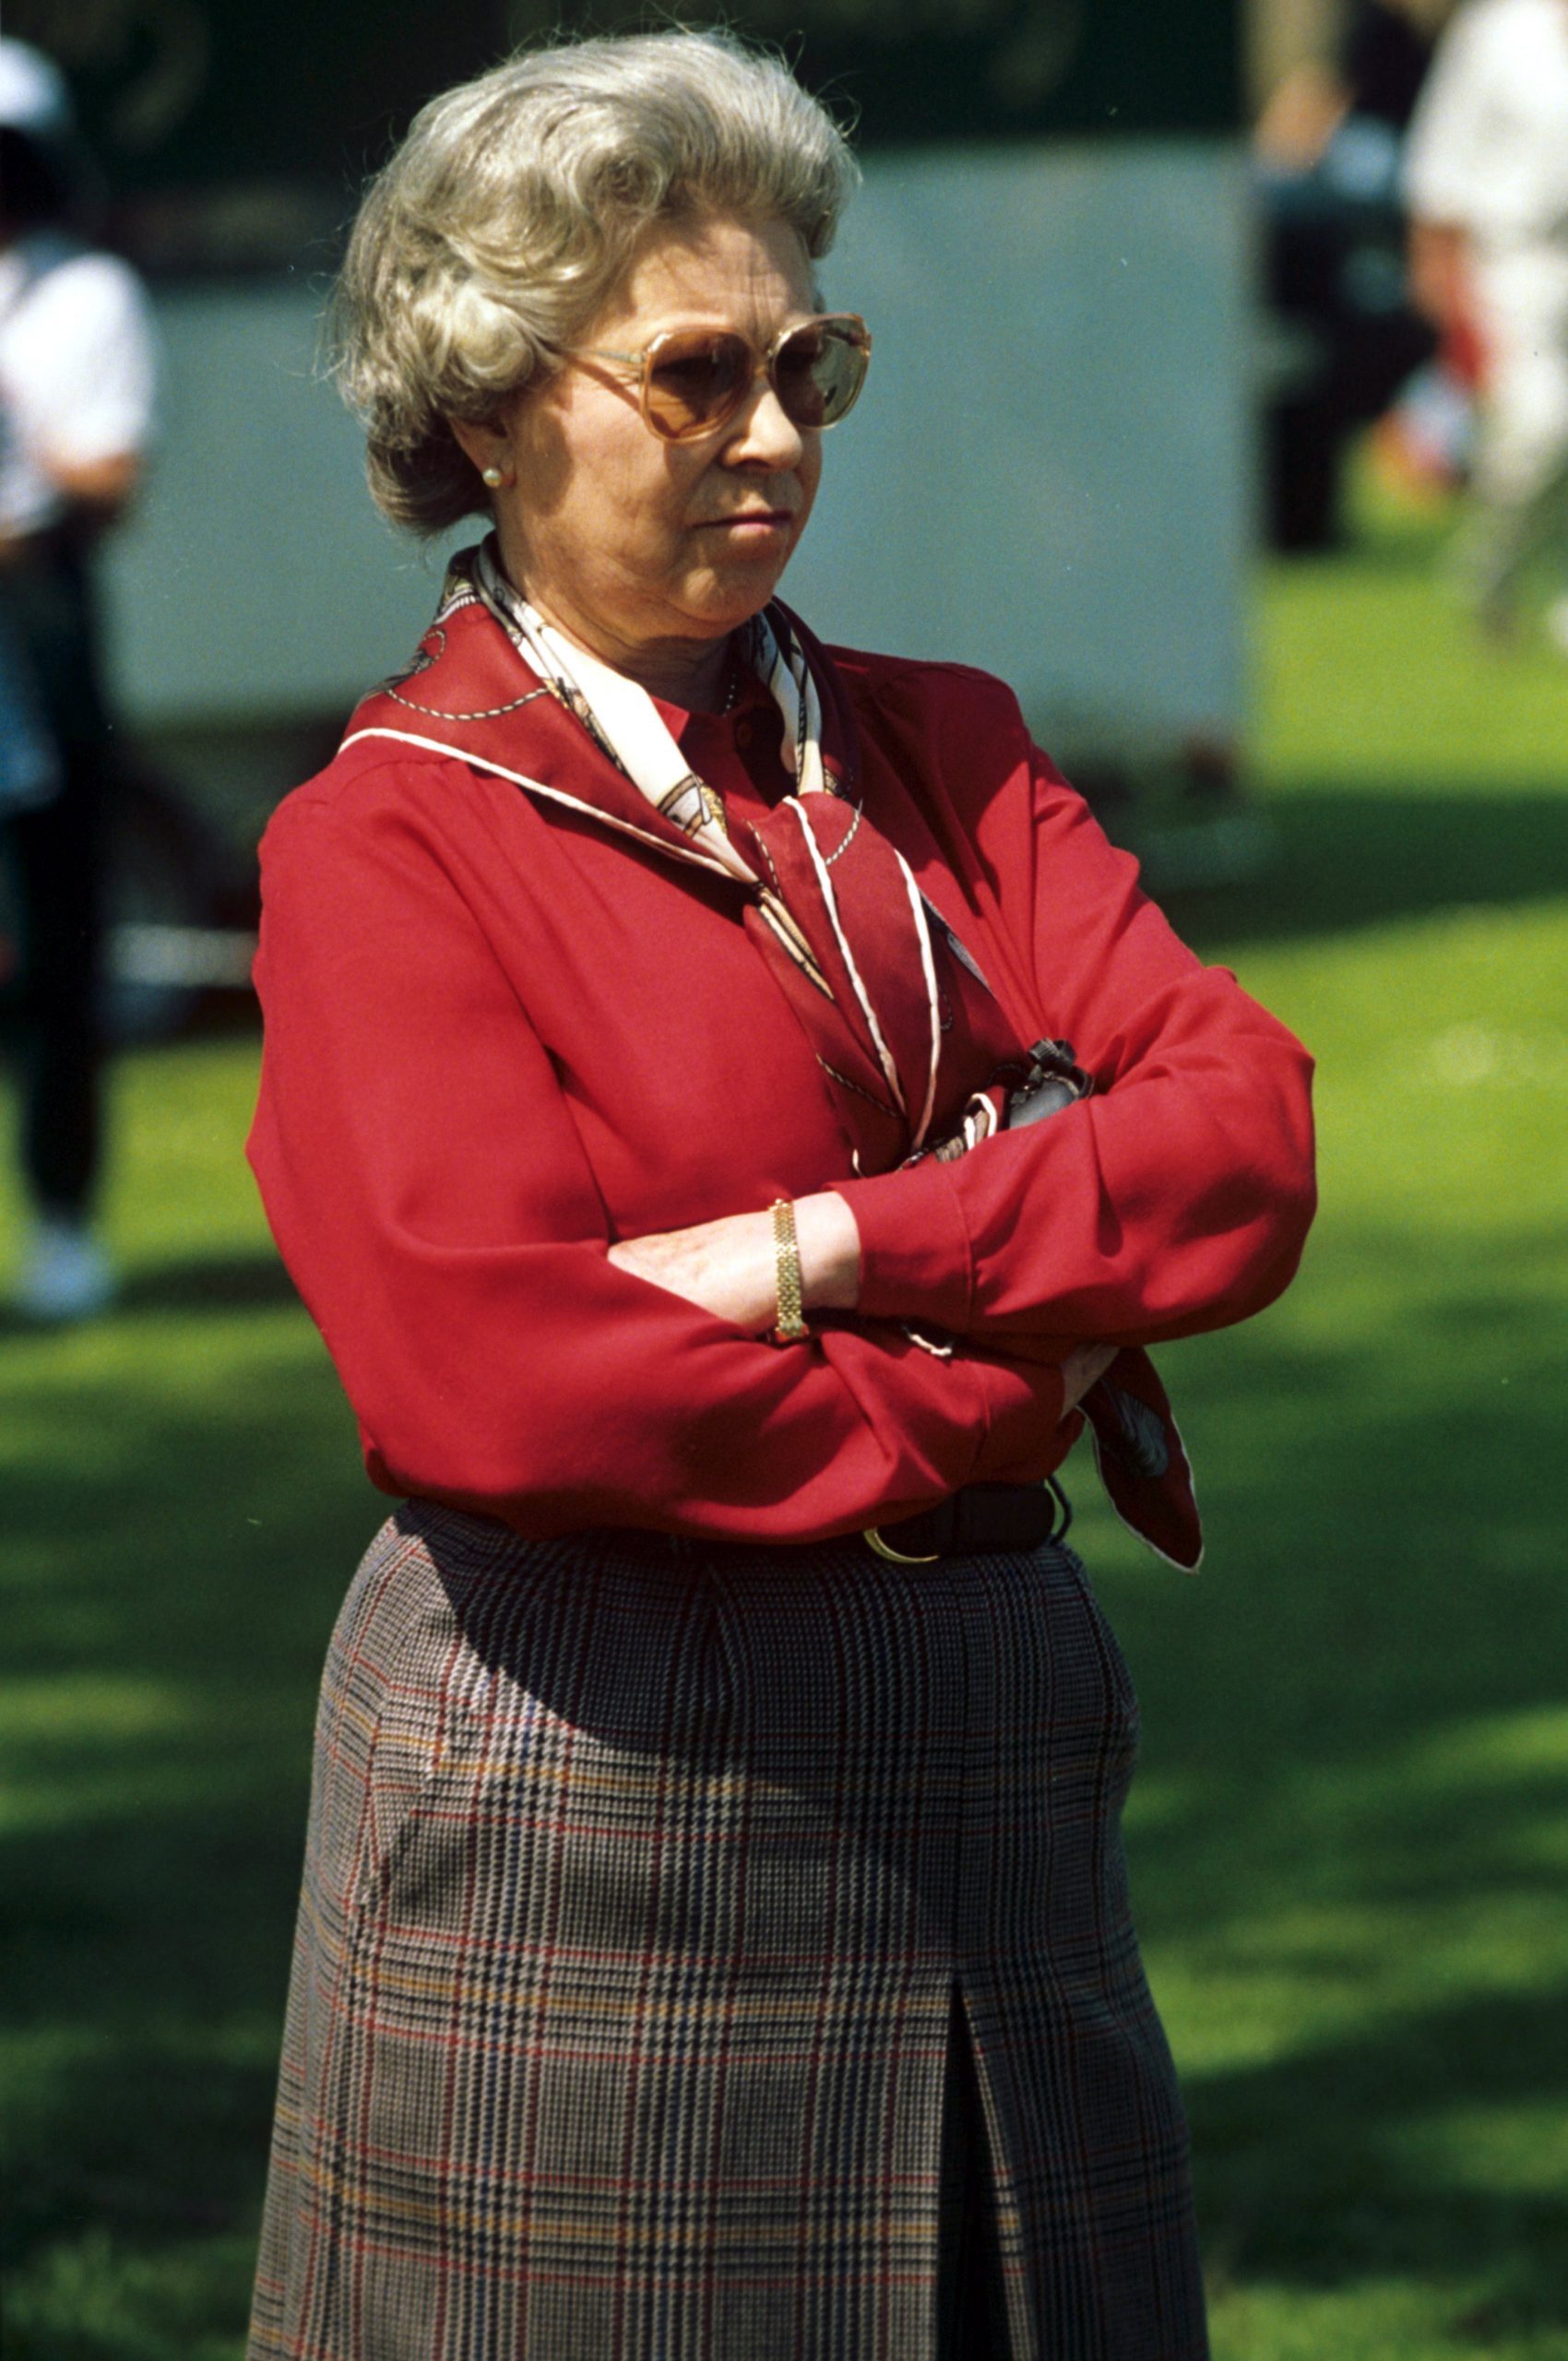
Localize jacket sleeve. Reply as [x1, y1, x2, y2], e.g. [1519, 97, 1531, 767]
[246, 774, 1067, 1543]
[836, 672, 1317, 1348]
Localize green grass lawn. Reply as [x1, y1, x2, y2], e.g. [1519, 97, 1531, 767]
[3, 489, 1567, 2357]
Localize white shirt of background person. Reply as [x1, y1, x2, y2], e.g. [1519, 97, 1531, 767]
[1403, 0, 1568, 255]
[0, 233, 159, 544]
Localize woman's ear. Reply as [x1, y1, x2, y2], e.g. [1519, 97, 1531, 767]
[447, 415, 515, 490]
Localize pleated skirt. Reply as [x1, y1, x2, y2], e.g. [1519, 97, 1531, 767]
[247, 1501, 1207, 2361]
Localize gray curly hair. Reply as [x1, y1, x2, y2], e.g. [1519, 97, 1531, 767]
[331, 29, 860, 534]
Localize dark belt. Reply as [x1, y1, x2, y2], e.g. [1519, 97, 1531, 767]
[568, 1480, 1072, 1565]
[864, 1479, 1071, 1564]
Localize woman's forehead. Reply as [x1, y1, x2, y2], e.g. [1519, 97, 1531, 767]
[594, 214, 818, 338]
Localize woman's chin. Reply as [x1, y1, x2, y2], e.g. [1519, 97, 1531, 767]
[680, 558, 798, 633]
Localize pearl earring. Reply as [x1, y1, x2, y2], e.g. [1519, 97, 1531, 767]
[481, 464, 505, 489]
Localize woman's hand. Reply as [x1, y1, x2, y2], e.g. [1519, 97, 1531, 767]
[607, 1191, 861, 1333]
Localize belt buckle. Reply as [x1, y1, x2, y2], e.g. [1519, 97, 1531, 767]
[863, 1523, 942, 1565]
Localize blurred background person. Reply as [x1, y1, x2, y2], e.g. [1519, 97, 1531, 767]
[0, 36, 158, 1321]
[1255, 0, 1457, 547]
[1405, 0, 1568, 647]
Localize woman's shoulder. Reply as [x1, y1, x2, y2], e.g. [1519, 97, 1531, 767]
[822, 641, 1063, 811]
[826, 641, 1027, 724]
[262, 595, 547, 852]
[263, 732, 462, 836]
[256, 726, 504, 917]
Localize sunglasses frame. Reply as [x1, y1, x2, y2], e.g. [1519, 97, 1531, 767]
[570, 312, 872, 443]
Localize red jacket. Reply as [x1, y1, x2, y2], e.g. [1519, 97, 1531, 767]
[248, 597, 1315, 1542]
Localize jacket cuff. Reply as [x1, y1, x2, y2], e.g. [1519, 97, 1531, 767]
[833, 1156, 975, 1334]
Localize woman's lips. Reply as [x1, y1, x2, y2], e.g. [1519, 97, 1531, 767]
[701, 511, 794, 535]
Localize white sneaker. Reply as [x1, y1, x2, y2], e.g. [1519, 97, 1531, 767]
[14, 1218, 116, 1323]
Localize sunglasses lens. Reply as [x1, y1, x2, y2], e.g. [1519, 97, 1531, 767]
[636, 319, 870, 439]
[774, 320, 869, 430]
[643, 334, 750, 439]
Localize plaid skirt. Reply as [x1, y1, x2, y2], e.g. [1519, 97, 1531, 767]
[247, 1502, 1207, 2361]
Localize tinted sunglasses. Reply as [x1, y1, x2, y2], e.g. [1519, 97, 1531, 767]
[570, 313, 872, 443]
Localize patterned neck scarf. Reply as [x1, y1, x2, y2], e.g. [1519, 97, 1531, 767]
[470, 540, 991, 1177]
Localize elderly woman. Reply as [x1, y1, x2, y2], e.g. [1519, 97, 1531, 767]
[245, 30, 1314, 2361]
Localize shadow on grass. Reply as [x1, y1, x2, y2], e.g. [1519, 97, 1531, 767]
[1191, 1987, 1568, 2331]
[1190, 1992, 1568, 2342]
[1163, 784, 1568, 952]
[113, 1253, 300, 1316]
[0, 1252, 298, 1340]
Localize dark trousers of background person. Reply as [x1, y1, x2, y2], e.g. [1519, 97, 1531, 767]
[0, 532, 109, 1224]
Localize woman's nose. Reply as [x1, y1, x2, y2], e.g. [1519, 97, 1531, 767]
[724, 378, 806, 469]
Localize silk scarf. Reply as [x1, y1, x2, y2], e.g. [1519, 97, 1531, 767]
[472, 540, 997, 1179]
